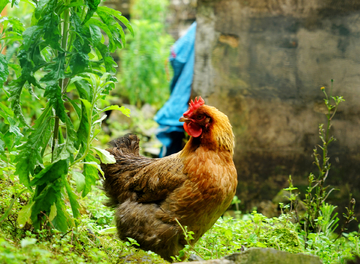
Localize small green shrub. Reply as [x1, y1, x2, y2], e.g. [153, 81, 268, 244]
[302, 81, 348, 240]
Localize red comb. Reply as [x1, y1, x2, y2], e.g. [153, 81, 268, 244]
[183, 96, 205, 116]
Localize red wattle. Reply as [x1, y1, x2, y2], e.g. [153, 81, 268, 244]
[183, 122, 202, 138]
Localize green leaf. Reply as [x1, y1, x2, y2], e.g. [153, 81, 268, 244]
[33, 105, 55, 156]
[95, 7, 112, 24]
[31, 179, 64, 230]
[116, 23, 126, 48]
[65, 96, 81, 118]
[22, 26, 43, 52]
[102, 75, 117, 95]
[48, 202, 57, 221]
[8, 116, 24, 141]
[8, 78, 28, 127]
[82, 0, 101, 25]
[82, 154, 99, 197]
[69, 12, 90, 75]
[0, 105, 15, 120]
[89, 24, 102, 46]
[93, 113, 107, 126]
[57, 115, 78, 161]
[95, 42, 117, 74]
[80, 98, 92, 121]
[0, 54, 9, 88]
[98, 227, 117, 235]
[51, 199, 69, 232]
[3, 17, 24, 36]
[30, 159, 69, 186]
[104, 54, 118, 74]
[70, 48, 89, 75]
[35, 0, 51, 19]
[86, 18, 114, 48]
[17, 49, 42, 89]
[72, 171, 85, 193]
[65, 181, 80, 218]
[30, 46, 47, 68]
[44, 84, 67, 122]
[0, 0, 9, 14]
[8, 63, 21, 75]
[92, 147, 116, 164]
[15, 115, 52, 187]
[97, 6, 134, 37]
[101, 105, 131, 117]
[40, 52, 65, 85]
[87, 0, 101, 10]
[95, 9, 122, 52]
[70, 10, 86, 40]
[83, 161, 103, 176]
[17, 201, 35, 228]
[0, 131, 15, 152]
[56, 1, 83, 14]
[117, 16, 134, 37]
[75, 99, 90, 150]
[74, 79, 92, 102]
[40, 0, 62, 50]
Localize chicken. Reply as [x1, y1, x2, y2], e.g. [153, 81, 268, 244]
[100, 97, 237, 261]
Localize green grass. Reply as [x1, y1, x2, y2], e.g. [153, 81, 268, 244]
[0, 177, 166, 264]
[194, 212, 359, 264]
[0, 175, 359, 263]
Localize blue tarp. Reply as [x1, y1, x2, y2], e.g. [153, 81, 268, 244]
[154, 22, 196, 157]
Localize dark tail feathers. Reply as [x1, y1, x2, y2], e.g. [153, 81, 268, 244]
[100, 134, 140, 208]
[109, 133, 140, 157]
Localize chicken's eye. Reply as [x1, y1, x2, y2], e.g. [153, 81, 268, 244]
[196, 115, 204, 120]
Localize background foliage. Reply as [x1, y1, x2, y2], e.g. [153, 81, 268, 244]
[116, 0, 173, 109]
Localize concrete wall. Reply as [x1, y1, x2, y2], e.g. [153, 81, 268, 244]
[193, 0, 360, 222]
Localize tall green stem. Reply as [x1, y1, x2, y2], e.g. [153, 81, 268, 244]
[51, 3, 70, 162]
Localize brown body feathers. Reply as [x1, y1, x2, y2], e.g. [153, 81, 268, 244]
[101, 99, 237, 261]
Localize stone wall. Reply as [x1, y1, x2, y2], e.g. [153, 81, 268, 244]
[167, 0, 197, 39]
[193, 0, 360, 225]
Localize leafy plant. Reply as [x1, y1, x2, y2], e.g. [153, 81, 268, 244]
[279, 175, 300, 224]
[172, 218, 199, 261]
[0, 182, 167, 264]
[302, 80, 346, 241]
[337, 196, 357, 240]
[278, 81, 358, 260]
[281, 81, 349, 242]
[0, 0, 132, 232]
[318, 203, 339, 237]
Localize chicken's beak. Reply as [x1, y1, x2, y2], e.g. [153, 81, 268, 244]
[179, 116, 190, 122]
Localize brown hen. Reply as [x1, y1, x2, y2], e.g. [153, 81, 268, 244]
[101, 97, 237, 261]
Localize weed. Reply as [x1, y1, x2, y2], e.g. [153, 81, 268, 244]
[303, 80, 345, 240]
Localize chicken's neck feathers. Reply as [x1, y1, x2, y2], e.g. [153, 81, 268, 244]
[180, 120, 234, 157]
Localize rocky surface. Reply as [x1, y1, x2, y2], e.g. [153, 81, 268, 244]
[193, 0, 360, 226]
[179, 248, 322, 264]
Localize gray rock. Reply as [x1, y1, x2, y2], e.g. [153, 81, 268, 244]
[225, 248, 322, 264]
[141, 103, 157, 119]
[179, 248, 322, 264]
